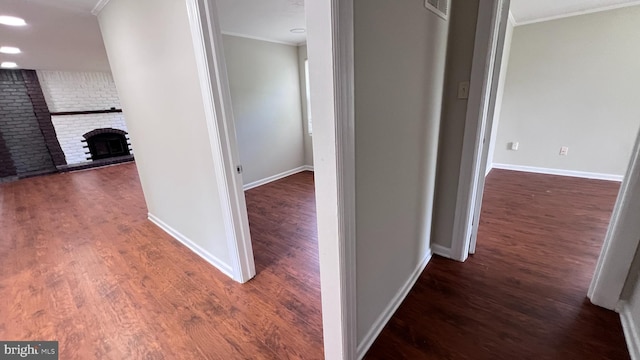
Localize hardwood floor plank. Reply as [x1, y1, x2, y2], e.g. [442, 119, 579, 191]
[5, 164, 622, 359]
[0, 165, 323, 359]
[366, 169, 629, 359]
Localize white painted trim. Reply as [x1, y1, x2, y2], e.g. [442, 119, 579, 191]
[432, 244, 453, 259]
[306, 0, 357, 356]
[485, 162, 493, 177]
[91, 0, 111, 16]
[492, 163, 624, 182]
[186, 0, 256, 283]
[243, 166, 309, 191]
[221, 31, 301, 46]
[333, 0, 357, 356]
[356, 250, 433, 359]
[303, 165, 314, 172]
[513, 1, 640, 26]
[451, 0, 505, 262]
[332, 0, 357, 356]
[508, 11, 516, 25]
[589, 128, 640, 309]
[148, 213, 234, 278]
[620, 302, 640, 360]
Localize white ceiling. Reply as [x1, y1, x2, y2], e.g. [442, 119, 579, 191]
[510, 0, 640, 24]
[0, 0, 109, 71]
[0, 0, 306, 72]
[216, 0, 306, 45]
[2, 0, 637, 72]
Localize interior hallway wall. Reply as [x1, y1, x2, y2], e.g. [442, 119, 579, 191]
[98, 0, 234, 275]
[354, 0, 449, 353]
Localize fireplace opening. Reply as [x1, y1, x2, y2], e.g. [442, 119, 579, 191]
[83, 128, 130, 161]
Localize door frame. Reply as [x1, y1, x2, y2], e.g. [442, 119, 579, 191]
[188, 0, 358, 357]
[589, 128, 640, 310]
[306, 0, 357, 357]
[186, 0, 256, 283]
[449, 0, 640, 312]
[450, 0, 510, 261]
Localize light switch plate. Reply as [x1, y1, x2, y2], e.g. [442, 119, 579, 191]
[458, 81, 470, 99]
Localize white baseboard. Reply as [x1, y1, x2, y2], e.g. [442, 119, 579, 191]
[485, 163, 493, 177]
[620, 302, 640, 360]
[431, 244, 453, 259]
[243, 165, 312, 191]
[492, 163, 623, 182]
[356, 249, 433, 359]
[148, 213, 234, 278]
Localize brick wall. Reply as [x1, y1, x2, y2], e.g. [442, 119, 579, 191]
[0, 131, 17, 180]
[0, 70, 56, 178]
[37, 71, 129, 165]
[37, 71, 122, 112]
[22, 70, 66, 167]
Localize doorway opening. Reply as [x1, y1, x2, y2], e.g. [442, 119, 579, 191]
[450, 1, 640, 350]
[202, 0, 323, 353]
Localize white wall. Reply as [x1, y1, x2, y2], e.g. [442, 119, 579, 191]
[297, 44, 314, 167]
[493, 6, 640, 176]
[431, 0, 480, 251]
[98, 0, 233, 274]
[37, 71, 128, 164]
[354, 0, 448, 351]
[222, 35, 306, 185]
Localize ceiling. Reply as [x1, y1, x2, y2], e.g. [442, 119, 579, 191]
[0, 0, 110, 71]
[510, 0, 640, 24]
[0, 0, 306, 72]
[216, 0, 306, 45]
[1, 0, 637, 72]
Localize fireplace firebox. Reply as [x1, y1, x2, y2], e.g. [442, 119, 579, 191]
[82, 128, 130, 161]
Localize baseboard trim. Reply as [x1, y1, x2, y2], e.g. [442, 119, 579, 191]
[243, 166, 312, 191]
[620, 302, 640, 360]
[492, 163, 623, 182]
[431, 244, 453, 259]
[356, 249, 433, 359]
[148, 213, 234, 278]
[485, 163, 493, 177]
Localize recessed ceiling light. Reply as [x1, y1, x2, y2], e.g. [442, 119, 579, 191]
[290, 28, 306, 34]
[0, 16, 27, 27]
[1, 62, 18, 69]
[0, 46, 21, 54]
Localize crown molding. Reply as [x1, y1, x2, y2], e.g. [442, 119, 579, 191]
[513, 1, 640, 26]
[220, 31, 303, 46]
[91, 0, 111, 16]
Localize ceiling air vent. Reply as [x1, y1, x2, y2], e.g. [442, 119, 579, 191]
[425, 0, 450, 21]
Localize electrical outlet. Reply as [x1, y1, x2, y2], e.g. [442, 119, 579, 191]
[560, 146, 569, 156]
[509, 141, 519, 151]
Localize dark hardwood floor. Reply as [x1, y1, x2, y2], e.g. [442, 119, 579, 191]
[366, 169, 629, 359]
[0, 164, 323, 359]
